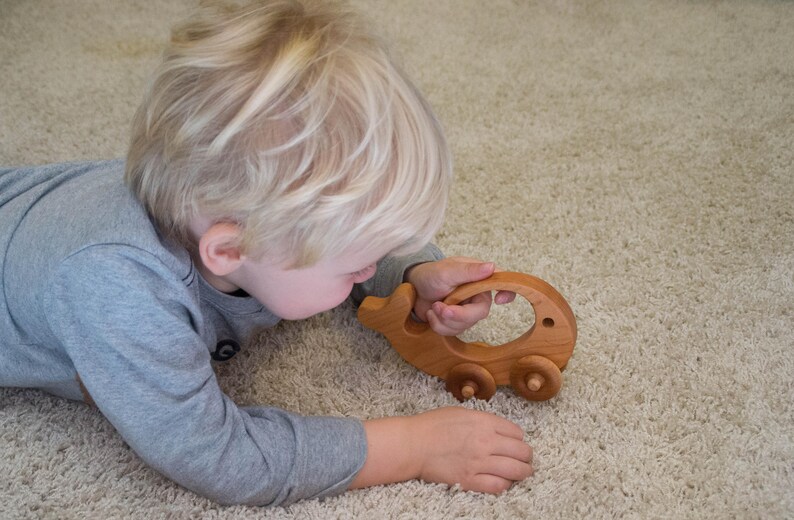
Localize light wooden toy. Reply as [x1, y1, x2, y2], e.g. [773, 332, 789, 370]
[358, 272, 577, 401]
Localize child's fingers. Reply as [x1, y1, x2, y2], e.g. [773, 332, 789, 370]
[434, 260, 496, 292]
[495, 290, 516, 304]
[492, 437, 534, 464]
[426, 309, 463, 336]
[466, 474, 514, 495]
[429, 294, 491, 335]
[481, 413, 533, 462]
[441, 291, 492, 321]
[482, 455, 535, 482]
[491, 417, 526, 440]
[488, 418, 533, 462]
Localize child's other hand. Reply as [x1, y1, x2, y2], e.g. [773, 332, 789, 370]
[351, 407, 534, 494]
[405, 257, 516, 336]
[412, 407, 534, 494]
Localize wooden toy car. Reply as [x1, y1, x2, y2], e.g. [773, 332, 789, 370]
[357, 272, 577, 401]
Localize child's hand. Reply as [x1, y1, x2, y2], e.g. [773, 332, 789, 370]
[351, 407, 534, 494]
[405, 257, 516, 336]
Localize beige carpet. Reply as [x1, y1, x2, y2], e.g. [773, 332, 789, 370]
[1, 1, 792, 518]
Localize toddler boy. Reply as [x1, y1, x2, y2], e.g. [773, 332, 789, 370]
[0, 0, 533, 506]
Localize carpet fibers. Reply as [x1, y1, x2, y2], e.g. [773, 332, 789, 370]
[1, 1, 792, 518]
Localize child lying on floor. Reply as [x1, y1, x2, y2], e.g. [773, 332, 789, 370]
[0, 0, 533, 506]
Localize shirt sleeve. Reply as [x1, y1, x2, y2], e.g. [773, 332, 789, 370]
[350, 242, 444, 304]
[43, 245, 366, 506]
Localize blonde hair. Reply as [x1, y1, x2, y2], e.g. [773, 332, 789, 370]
[125, 0, 452, 267]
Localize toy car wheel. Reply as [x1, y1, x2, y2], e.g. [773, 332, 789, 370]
[445, 363, 497, 402]
[510, 355, 562, 401]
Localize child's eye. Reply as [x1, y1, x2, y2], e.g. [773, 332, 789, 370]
[351, 265, 376, 278]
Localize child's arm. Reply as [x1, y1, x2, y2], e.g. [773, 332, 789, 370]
[350, 407, 533, 494]
[46, 247, 368, 507]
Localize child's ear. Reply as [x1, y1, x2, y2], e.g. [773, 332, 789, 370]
[198, 222, 245, 276]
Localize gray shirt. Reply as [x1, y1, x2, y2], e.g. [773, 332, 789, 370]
[0, 159, 443, 506]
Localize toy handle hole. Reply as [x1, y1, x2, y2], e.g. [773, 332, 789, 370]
[456, 292, 535, 347]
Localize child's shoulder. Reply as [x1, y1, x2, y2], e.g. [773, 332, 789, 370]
[2, 158, 192, 284]
[1, 159, 117, 202]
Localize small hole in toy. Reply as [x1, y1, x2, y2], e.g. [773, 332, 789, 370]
[542, 318, 555, 328]
[457, 292, 535, 347]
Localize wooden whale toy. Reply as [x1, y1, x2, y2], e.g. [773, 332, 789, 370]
[357, 272, 577, 401]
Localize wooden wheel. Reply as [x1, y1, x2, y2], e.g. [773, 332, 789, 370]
[510, 355, 562, 401]
[445, 363, 497, 401]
